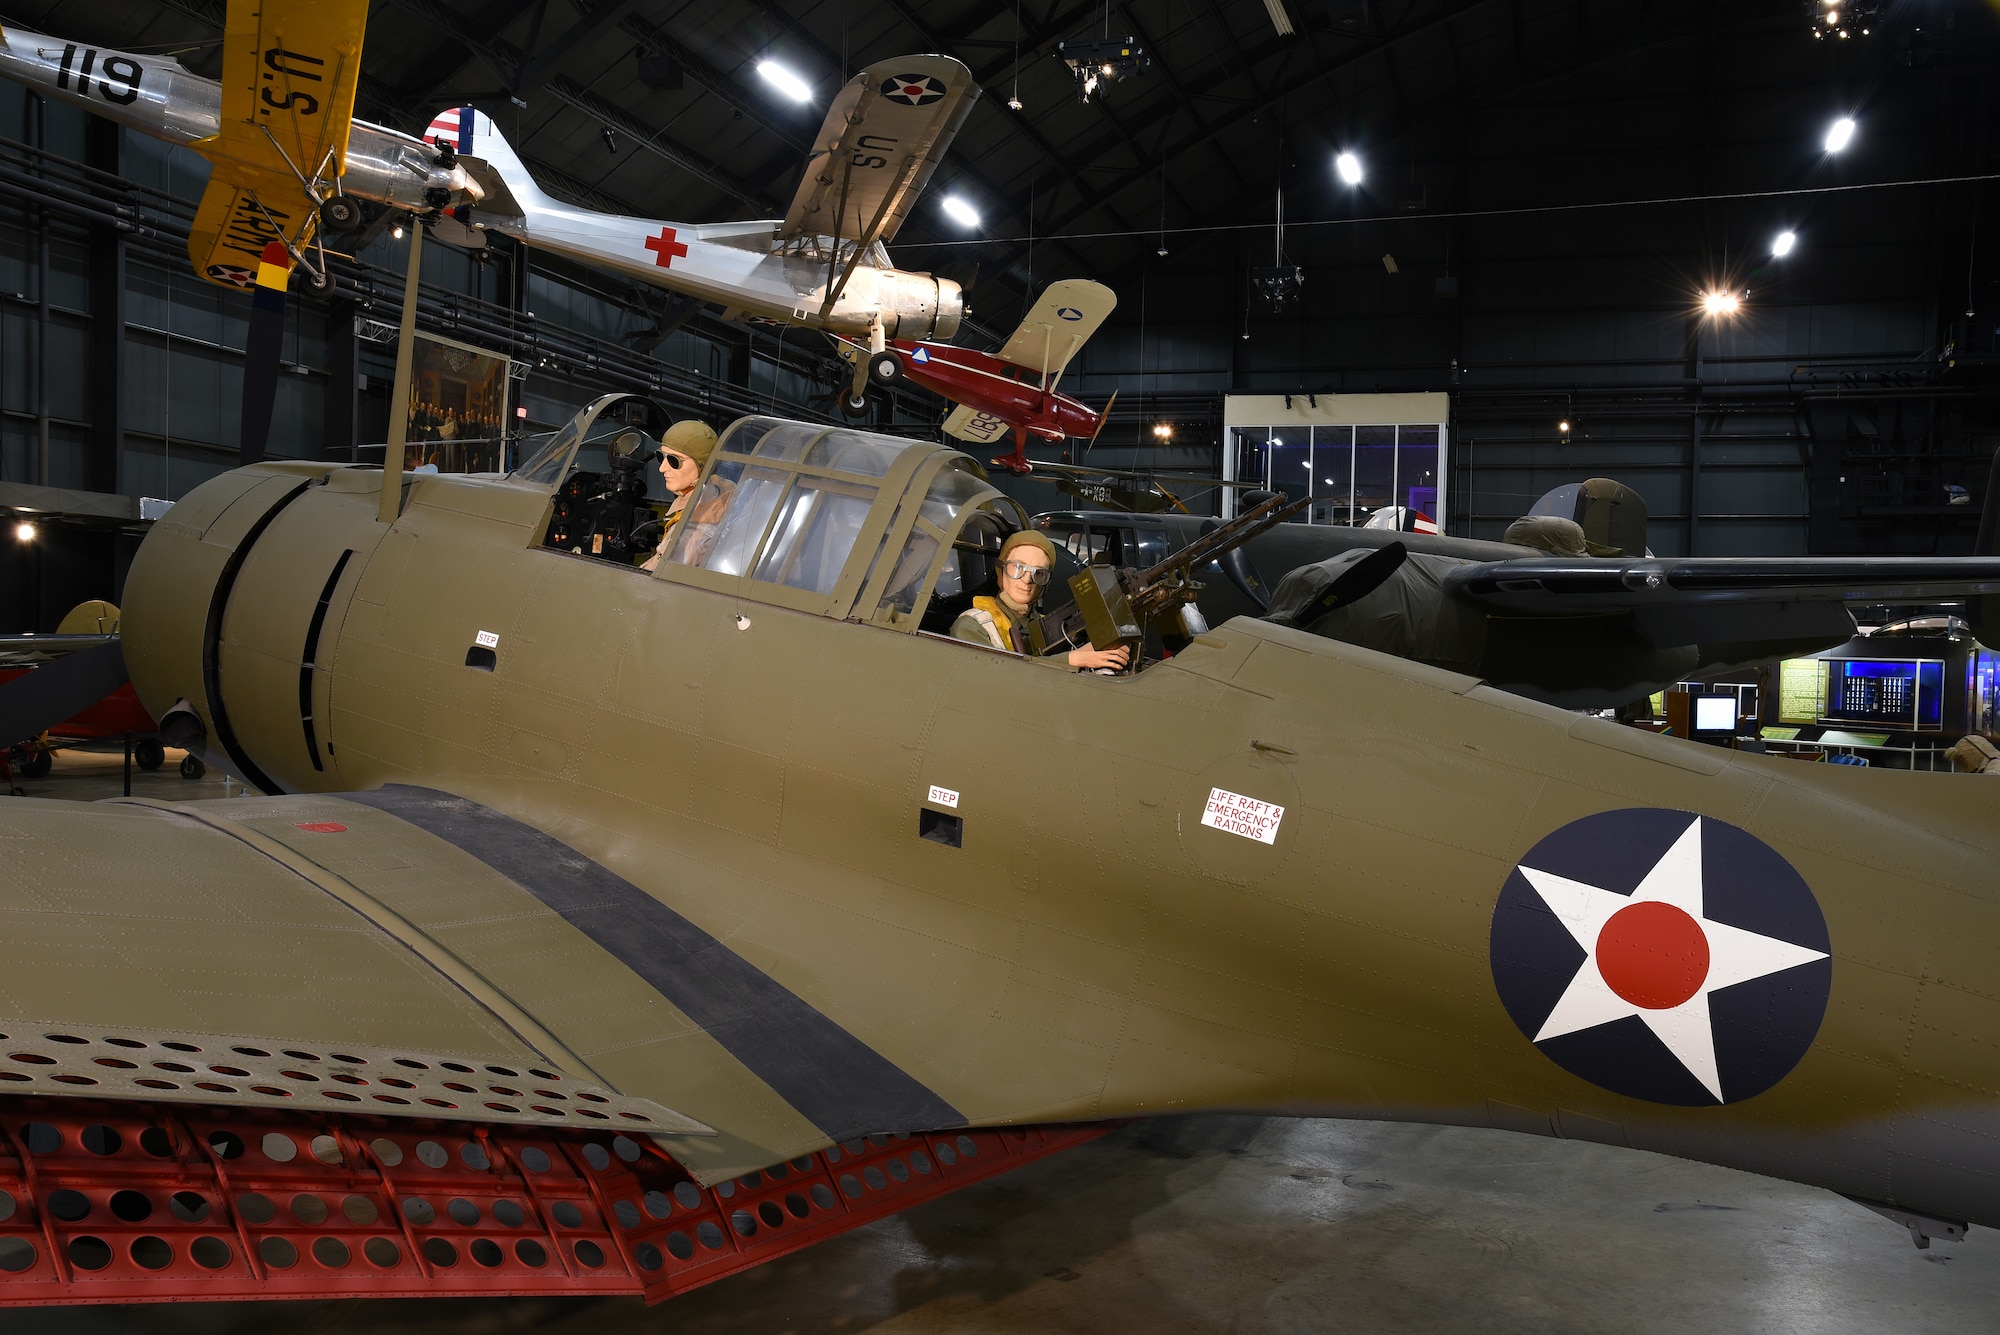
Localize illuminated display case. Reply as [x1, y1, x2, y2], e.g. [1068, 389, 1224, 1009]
[1970, 649, 2000, 738]
[1820, 658, 1945, 732]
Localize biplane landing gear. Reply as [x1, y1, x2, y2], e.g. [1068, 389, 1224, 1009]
[180, 754, 207, 780]
[868, 351, 902, 386]
[20, 749, 51, 781]
[836, 390, 871, 419]
[134, 738, 166, 772]
[318, 195, 365, 234]
[989, 427, 1034, 476]
[301, 265, 336, 297]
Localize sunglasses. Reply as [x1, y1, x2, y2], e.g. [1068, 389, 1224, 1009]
[660, 452, 688, 470]
[1000, 559, 1051, 587]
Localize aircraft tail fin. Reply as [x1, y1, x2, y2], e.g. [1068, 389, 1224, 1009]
[440, 107, 557, 223]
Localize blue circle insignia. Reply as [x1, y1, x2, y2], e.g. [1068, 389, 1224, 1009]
[1489, 809, 1831, 1107]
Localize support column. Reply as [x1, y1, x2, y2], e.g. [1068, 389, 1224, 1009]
[83, 115, 124, 496]
[325, 299, 358, 462]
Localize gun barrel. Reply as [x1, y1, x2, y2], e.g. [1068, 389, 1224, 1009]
[1135, 493, 1308, 585]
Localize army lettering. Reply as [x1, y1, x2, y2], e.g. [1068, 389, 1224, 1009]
[1199, 787, 1284, 845]
[927, 784, 959, 809]
[219, 192, 292, 262]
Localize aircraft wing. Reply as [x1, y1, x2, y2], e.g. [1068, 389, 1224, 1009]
[1442, 555, 2000, 643]
[187, 167, 318, 289]
[184, 0, 368, 288]
[941, 402, 1013, 445]
[995, 280, 1117, 378]
[778, 54, 978, 248]
[0, 785, 959, 1185]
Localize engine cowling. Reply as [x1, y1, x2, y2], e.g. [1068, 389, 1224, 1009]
[879, 272, 962, 341]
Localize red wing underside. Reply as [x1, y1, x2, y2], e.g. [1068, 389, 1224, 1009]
[0, 1097, 1110, 1306]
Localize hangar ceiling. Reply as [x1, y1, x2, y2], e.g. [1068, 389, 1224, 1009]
[20, 0, 1971, 326]
[1, 0, 1995, 564]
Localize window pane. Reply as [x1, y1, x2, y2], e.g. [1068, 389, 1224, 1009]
[1397, 426, 1441, 524]
[717, 416, 783, 457]
[675, 462, 787, 575]
[751, 478, 878, 594]
[803, 431, 902, 478]
[876, 525, 942, 619]
[918, 466, 991, 528]
[1234, 430, 1268, 486]
[1267, 434, 1309, 517]
[1354, 426, 1396, 525]
[750, 422, 820, 462]
[1310, 426, 1353, 526]
[511, 424, 578, 486]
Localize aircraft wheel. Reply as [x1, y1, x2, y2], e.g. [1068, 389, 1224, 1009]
[302, 265, 337, 297]
[180, 754, 207, 780]
[837, 391, 870, 418]
[319, 195, 365, 234]
[868, 351, 902, 385]
[20, 750, 51, 781]
[134, 738, 166, 772]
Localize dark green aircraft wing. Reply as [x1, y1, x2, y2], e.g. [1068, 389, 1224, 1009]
[0, 789, 939, 1184]
[1442, 556, 2000, 644]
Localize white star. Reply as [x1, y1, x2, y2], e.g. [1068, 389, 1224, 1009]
[1519, 818, 1828, 1102]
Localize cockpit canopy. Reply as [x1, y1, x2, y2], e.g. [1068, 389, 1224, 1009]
[514, 396, 1035, 631]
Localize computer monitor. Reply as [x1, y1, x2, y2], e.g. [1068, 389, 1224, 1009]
[1692, 693, 1738, 736]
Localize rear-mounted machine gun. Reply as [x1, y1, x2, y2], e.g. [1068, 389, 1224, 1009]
[1026, 494, 1312, 664]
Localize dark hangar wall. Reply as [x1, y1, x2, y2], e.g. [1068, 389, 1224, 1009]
[1061, 5, 1998, 557]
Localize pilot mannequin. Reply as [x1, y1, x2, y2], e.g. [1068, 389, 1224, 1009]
[642, 419, 733, 570]
[950, 530, 1130, 672]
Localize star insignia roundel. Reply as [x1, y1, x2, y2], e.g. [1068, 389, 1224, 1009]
[881, 74, 946, 105]
[1489, 809, 1831, 1107]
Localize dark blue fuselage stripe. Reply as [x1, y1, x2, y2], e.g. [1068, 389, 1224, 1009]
[342, 785, 965, 1142]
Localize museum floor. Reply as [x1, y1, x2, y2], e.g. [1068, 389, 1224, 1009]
[10, 755, 1996, 1333]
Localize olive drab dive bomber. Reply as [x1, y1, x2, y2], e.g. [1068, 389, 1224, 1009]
[99, 402, 2000, 1232]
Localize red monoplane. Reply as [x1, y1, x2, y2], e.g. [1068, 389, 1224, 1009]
[835, 279, 1118, 474]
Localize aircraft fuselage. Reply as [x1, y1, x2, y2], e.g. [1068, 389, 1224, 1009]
[114, 448, 2000, 1238]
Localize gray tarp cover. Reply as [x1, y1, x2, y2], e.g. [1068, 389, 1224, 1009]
[1265, 549, 1487, 671]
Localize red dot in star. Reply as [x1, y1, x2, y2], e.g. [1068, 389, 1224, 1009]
[1595, 901, 1710, 1009]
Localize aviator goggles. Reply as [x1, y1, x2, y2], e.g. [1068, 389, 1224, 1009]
[999, 559, 1052, 587]
[660, 452, 689, 470]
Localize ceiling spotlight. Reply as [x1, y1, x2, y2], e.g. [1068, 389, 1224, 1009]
[600, 127, 618, 155]
[390, 223, 405, 240]
[1152, 423, 1174, 441]
[941, 196, 980, 228]
[1558, 420, 1571, 433]
[1772, 229, 1797, 257]
[1823, 116, 1856, 153]
[1007, 94, 1023, 111]
[757, 60, 812, 103]
[1810, 0, 1879, 40]
[1157, 243, 1169, 257]
[1702, 290, 1742, 317]
[1335, 152, 1363, 185]
[13, 520, 35, 543]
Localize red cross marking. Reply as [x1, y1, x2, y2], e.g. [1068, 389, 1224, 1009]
[644, 226, 690, 268]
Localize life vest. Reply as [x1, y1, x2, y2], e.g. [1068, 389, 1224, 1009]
[964, 594, 1031, 654]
